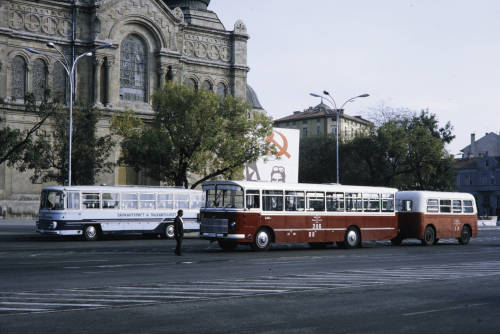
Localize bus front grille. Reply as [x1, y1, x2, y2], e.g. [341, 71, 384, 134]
[200, 218, 228, 234]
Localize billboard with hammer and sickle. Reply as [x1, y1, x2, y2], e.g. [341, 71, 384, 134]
[244, 128, 300, 183]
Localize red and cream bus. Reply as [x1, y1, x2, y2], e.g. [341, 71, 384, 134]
[199, 181, 398, 251]
[394, 191, 478, 246]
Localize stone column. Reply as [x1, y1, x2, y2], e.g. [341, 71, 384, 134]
[104, 57, 115, 107]
[93, 57, 105, 107]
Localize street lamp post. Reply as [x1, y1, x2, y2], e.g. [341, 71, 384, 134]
[26, 42, 111, 186]
[310, 91, 370, 184]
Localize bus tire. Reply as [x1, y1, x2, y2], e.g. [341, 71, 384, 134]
[218, 240, 238, 251]
[458, 225, 471, 245]
[251, 228, 272, 251]
[83, 225, 99, 241]
[391, 235, 403, 246]
[165, 224, 175, 239]
[344, 226, 361, 249]
[421, 226, 436, 246]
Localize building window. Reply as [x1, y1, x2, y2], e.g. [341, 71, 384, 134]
[216, 82, 227, 98]
[32, 59, 48, 101]
[53, 62, 67, 103]
[302, 127, 308, 137]
[12, 56, 27, 100]
[120, 34, 148, 102]
[202, 80, 213, 91]
[185, 78, 198, 91]
[317, 125, 321, 135]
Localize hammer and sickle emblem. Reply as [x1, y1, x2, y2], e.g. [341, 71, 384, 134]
[267, 130, 291, 158]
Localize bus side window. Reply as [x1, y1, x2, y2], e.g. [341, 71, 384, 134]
[102, 193, 119, 209]
[463, 200, 474, 213]
[67, 192, 81, 210]
[307, 192, 325, 212]
[83, 193, 100, 209]
[263, 190, 283, 211]
[452, 200, 462, 213]
[326, 192, 344, 212]
[440, 199, 451, 213]
[382, 194, 395, 212]
[427, 199, 439, 213]
[246, 190, 260, 209]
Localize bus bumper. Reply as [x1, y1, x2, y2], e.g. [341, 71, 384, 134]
[37, 229, 82, 236]
[200, 233, 245, 240]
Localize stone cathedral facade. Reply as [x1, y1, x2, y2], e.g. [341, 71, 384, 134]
[0, 0, 259, 216]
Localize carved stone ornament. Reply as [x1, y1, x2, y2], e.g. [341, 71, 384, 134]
[8, 2, 73, 37]
[234, 20, 247, 34]
[172, 7, 184, 22]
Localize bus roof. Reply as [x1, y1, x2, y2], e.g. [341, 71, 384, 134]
[41, 185, 202, 193]
[202, 180, 398, 194]
[396, 191, 475, 201]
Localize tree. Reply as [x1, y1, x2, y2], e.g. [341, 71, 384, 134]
[0, 90, 55, 167]
[15, 101, 115, 185]
[112, 82, 273, 188]
[299, 107, 456, 191]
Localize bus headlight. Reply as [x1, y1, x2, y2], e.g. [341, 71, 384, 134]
[49, 221, 58, 230]
[229, 221, 236, 232]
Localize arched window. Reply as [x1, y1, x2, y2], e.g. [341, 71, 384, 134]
[120, 35, 148, 102]
[53, 62, 67, 104]
[185, 78, 198, 91]
[12, 56, 26, 100]
[202, 80, 213, 91]
[32, 59, 48, 101]
[216, 82, 227, 99]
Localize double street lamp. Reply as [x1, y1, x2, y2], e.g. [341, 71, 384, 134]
[26, 42, 112, 186]
[310, 91, 370, 184]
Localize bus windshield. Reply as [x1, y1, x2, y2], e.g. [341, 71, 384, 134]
[205, 185, 244, 209]
[40, 190, 65, 210]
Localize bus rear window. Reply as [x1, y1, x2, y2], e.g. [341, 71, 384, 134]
[40, 190, 64, 210]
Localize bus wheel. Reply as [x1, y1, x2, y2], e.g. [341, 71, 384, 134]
[421, 226, 435, 246]
[458, 225, 471, 245]
[165, 224, 175, 239]
[344, 227, 361, 249]
[391, 235, 403, 246]
[218, 240, 238, 251]
[251, 228, 272, 251]
[83, 225, 99, 241]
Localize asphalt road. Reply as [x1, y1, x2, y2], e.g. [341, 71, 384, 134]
[0, 220, 499, 333]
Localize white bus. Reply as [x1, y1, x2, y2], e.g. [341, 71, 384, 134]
[36, 186, 204, 241]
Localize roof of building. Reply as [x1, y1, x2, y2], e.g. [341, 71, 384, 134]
[461, 132, 500, 155]
[274, 103, 373, 126]
[246, 85, 264, 110]
[164, 0, 210, 10]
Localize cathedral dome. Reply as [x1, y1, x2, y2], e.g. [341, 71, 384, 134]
[164, 0, 210, 10]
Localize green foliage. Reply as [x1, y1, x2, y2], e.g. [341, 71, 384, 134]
[300, 109, 456, 191]
[113, 82, 273, 188]
[15, 99, 115, 185]
[1, 92, 55, 166]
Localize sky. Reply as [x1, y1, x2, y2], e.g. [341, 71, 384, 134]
[209, 0, 500, 156]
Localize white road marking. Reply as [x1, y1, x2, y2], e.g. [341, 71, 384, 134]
[403, 303, 489, 316]
[0, 301, 105, 307]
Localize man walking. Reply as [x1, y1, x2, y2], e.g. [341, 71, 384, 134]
[174, 209, 184, 256]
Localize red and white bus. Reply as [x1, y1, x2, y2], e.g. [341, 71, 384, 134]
[395, 191, 478, 246]
[199, 181, 398, 251]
